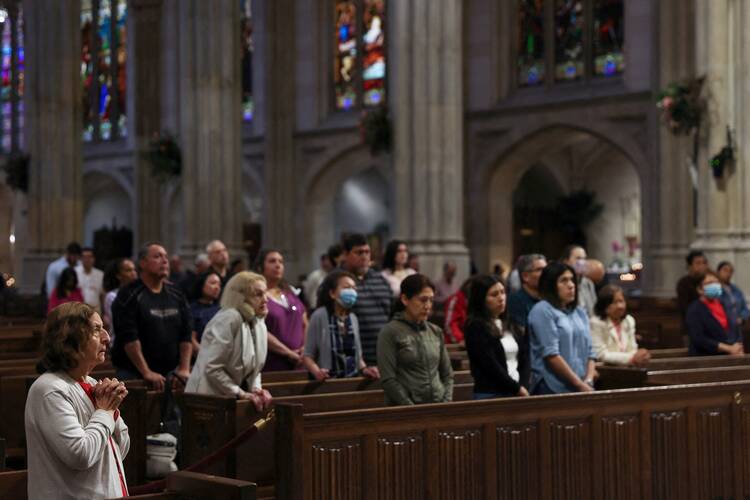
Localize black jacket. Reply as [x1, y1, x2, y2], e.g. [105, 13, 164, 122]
[464, 318, 530, 396]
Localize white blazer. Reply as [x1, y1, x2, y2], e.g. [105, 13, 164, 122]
[590, 314, 638, 365]
[186, 308, 268, 397]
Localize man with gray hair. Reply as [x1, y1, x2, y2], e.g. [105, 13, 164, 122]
[206, 239, 231, 287]
[507, 253, 547, 330]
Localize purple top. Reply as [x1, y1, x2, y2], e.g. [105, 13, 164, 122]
[263, 290, 307, 371]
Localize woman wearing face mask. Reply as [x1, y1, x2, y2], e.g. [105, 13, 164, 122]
[686, 270, 744, 356]
[377, 274, 454, 406]
[464, 275, 530, 399]
[590, 285, 650, 366]
[185, 272, 272, 412]
[302, 270, 380, 380]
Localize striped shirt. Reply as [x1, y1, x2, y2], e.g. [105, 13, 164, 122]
[351, 268, 392, 365]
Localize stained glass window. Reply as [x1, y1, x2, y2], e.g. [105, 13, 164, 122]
[241, 0, 254, 122]
[554, 0, 584, 81]
[362, 0, 385, 107]
[333, 0, 386, 112]
[517, 0, 545, 87]
[81, 0, 127, 142]
[592, 0, 624, 77]
[0, 4, 23, 154]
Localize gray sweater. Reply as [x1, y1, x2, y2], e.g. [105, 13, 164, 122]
[304, 307, 364, 374]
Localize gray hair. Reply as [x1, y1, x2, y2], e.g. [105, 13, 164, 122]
[194, 253, 210, 266]
[205, 239, 225, 254]
[220, 271, 266, 318]
[516, 254, 546, 273]
[137, 242, 166, 262]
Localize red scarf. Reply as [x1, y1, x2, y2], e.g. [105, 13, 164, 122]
[78, 381, 128, 498]
[701, 298, 729, 331]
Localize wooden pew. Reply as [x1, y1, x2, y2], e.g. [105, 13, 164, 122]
[263, 370, 473, 397]
[181, 383, 475, 486]
[261, 370, 308, 384]
[0, 437, 5, 472]
[598, 356, 750, 389]
[275, 380, 750, 500]
[0, 470, 257, 500]
[649, 347, 689, 359]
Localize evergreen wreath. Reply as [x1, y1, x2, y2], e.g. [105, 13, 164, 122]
[656, 77, 705, 135]
[146, 132, 182, 182]
[2, 152, 29, 193]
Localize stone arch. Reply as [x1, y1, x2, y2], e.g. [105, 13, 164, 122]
[82, 170, 134, 248]
[469, 120, 648, 271]
[302, 144, 391, 270]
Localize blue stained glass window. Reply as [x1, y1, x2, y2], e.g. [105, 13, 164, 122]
[593, 0, 624, 77]
[554, 0, 584, 82]
[0, 5, 23, 154]
[241, 0, 253, 122]
[517, 0, 545, 87]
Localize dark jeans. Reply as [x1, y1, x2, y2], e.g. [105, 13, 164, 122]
[531, 378, 555, 395]
[473, 392, 502, 400]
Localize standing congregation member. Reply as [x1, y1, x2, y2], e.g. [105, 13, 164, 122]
[26, 302, 129, 500]
[189, 271, 222, 356]
[256, 249, 308, 371]
[676, 250, 709, 321]
[464, 275, 529, 399]
[717, 261, 750, 326]
[686, 270, 744, 356]
[590, 285, 650, 366]
[206, 239, 232, 288]
[377, 274, 453, 405]
[303, 252, 334, 309]
[434, 261, 460, 304]
[506, 254, 547, 331]
[76, 247, 104, 313]
[528, 262, 596, 394]
[381, 239, 416, 297]
[342, 234, 392, 366]
[45, 242, 82, 299]
[102, 258, 137, 343]
[47, 267, 85, 314]
[111, 243, 192, 390]
[561, 245, 597, 316]
[303, 270, 380, 380]
[186, 272, 272, 411]
[443, 279, 470, 344]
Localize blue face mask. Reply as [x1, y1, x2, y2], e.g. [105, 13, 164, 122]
[704, 283, 723, 299]
[337, 288, 358, 309]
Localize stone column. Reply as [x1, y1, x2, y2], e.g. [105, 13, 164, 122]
[392, 0, 470, 283]
[175, 0, 243, 260]
[262, 0, 298, 273]
[692, 0, 750, 290]
[643, 0, 697, 296]
[20, 0, 82, 292]
[130, 0, 164, 247]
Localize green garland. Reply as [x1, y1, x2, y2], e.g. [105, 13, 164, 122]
[146, 132, 182, 182]
[2, 153, 29, 193]
[359, 106, 392, 155]
[656, 77, 704, 135]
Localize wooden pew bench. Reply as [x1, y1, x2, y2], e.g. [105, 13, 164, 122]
[598, 356, 750, 389]
[181, 383, 475, 486]
[274, 381, 750, 500]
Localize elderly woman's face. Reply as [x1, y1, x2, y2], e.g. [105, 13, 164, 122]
[246, 280, 268, 317]
[80, 313, 110, 369]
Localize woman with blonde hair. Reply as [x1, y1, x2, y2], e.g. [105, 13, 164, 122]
[26, 302, 130, 499]
[185, 271, 273, 411]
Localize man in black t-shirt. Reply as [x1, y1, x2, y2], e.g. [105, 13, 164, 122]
[111, 242, 192, 391]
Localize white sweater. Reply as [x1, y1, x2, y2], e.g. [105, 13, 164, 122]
[25, 371, 130, 500]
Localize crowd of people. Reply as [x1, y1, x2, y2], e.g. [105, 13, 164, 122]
[26, 235, 750, 497]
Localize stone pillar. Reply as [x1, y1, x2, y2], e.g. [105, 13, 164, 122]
[644, 0, 696, 296]
[262, 0, 298, 273]
[392, 0, 470, 283]
[175, 0, 243, 261]
[20, 0, 82, 292]
[130, 0, 164, 247]
[692, 0, 750, 291]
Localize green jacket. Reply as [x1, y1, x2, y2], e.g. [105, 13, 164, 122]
[377, 312, 454, 405]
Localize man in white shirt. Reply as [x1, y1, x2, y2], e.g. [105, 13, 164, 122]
[76, 247, 104, 313]
[45, 242, 82, 298]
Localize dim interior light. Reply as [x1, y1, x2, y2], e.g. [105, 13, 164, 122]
[619, 273, 637, 281]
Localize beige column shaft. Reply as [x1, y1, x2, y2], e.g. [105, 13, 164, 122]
[393, 0, 470, 282]
[20, 0, 82, 291]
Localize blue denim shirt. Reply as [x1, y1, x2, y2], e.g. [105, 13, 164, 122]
[528, 300, 595, 394]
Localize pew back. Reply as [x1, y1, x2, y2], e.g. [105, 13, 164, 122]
[275, 381, 750, 500]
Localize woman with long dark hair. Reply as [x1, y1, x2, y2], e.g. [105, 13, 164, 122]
[302, 270, 380, 380]
[102, 258, 137, 343]
[527, 262, 596, 394]
[377, 274, 453, 405]
[255, 248, 308, 371]
[380, 240, 416, 297]
[47, 267, 85, 314]
[464, 275, 529, 399]
[189, 271, 223, 355]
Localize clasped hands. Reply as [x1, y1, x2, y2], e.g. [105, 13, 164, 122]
[239, 387, 273, 412]
[93, 378, 128, 412]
